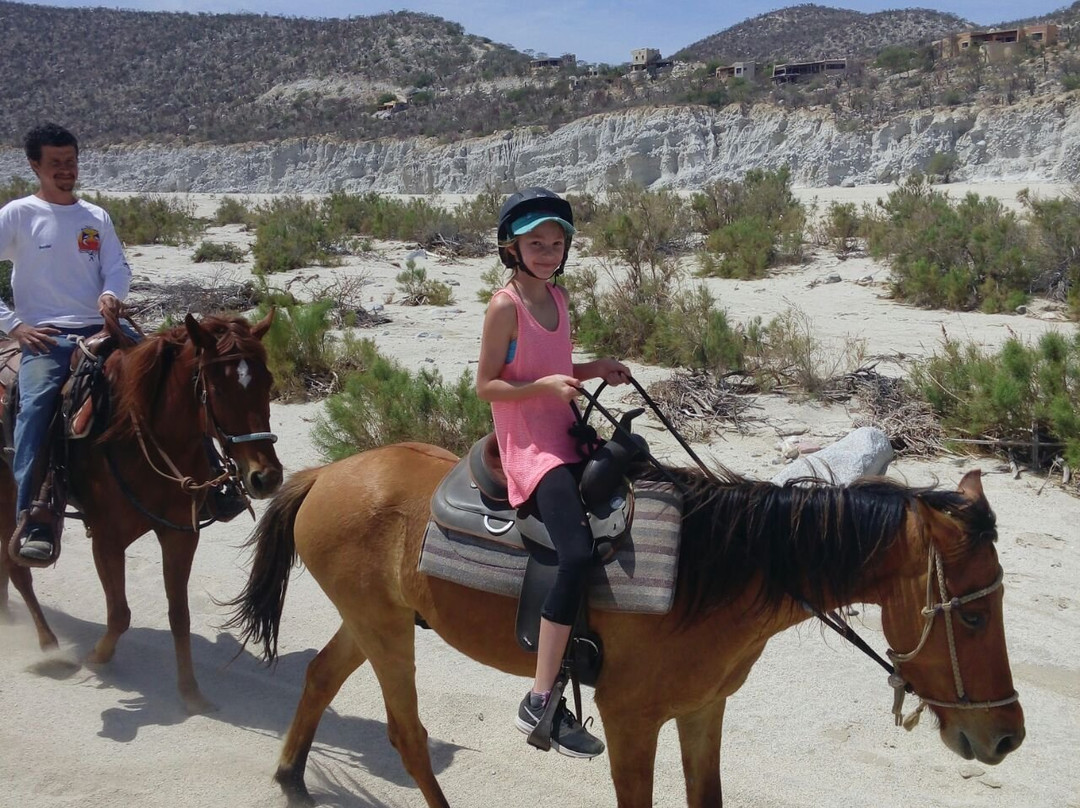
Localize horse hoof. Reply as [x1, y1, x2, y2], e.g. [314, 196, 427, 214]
[275, 769, 315, 807]
[182, 692, 219, 715]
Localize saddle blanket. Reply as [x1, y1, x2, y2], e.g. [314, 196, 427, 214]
[419, 480, 682, 614]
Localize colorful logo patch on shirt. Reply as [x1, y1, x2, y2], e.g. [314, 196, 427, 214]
[77, 227, 101, 253]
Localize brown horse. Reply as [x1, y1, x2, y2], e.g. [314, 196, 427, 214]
[0, 312, 283, 713]
[229, 442, 1024, 807]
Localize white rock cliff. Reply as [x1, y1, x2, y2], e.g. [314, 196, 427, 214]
[2, 97, 1077, 192]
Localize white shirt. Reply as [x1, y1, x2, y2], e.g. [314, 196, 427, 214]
[0, 195, 131, 333]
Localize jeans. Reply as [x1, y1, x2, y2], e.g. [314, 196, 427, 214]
[13, 325, 104, 515]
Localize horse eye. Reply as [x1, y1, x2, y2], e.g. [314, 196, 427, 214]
[958, 611, 986, 630]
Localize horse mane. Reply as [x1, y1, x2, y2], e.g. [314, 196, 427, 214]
[102, 313, 268, 441]
[634, 463, 997, 626]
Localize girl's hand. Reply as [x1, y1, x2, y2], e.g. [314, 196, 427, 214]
[597, 359, 631, 386]
[540, 374, 582, 402]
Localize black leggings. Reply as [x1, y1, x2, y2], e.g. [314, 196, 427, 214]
[530, 463, 592, 625]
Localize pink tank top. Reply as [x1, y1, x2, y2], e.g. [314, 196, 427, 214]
[490, 284, 580, 506]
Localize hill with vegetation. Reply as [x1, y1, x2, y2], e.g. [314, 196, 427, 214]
[675, 4, 970, 63]
[0, 1, 1077, 148]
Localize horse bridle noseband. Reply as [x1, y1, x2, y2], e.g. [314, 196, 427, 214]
[884, 543, 1019, 729]
[815, 540, 1019, 730]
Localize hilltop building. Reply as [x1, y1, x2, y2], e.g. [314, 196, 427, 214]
[771, 58, 848, 83]
[716, 61, 757, 81]
[628, 47, 673, 75]
[936, 24, 1058, 62]
[530, 53, 576, 71]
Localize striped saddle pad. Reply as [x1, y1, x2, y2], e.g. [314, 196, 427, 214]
[418, 480, 683, 614]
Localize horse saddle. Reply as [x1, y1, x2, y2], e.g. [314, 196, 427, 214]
[430, 433, 633, 555]
[0, 330, 116, 459]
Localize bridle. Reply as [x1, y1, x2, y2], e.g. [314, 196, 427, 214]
[111, 346, 277, 532]
[884, 542, 1019, 729]
[814, 540, 1019, 731]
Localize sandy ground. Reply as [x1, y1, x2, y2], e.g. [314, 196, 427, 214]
[1, 182, 1078, 808]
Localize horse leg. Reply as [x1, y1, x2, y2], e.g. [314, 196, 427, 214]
[362, 617, 450, 808]
[600, 704, 663, 808]
[275, 624, 368, 807]
[675, 698, 727, 808]
[85, 526, 131, 666]
[158, 530, 215, 714]
[0, 473, 57, 647]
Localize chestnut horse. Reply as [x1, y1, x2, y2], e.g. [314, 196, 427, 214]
[0, 312, 283, 712]
[229, 442, 1024, 807]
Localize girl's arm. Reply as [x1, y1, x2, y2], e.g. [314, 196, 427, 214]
[476, 294, 580, 403]
[573, 357, 631, 386]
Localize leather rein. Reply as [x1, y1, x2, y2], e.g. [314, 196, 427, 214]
[108, 347, 277, 533]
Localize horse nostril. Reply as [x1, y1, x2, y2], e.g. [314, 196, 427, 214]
[251, 467, 283, 496]
[996, 728, 1024, 756]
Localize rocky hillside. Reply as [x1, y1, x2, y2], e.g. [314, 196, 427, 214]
[676, 4, 970, 63]
[0, 2, 530, 144]
[2, 95, 1075, 193]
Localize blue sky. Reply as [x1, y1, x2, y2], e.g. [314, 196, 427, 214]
[23, 0, 1070, 64]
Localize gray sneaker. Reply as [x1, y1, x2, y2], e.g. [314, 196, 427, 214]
[515, 692, 605, 759]
[19, 524, 55, 562]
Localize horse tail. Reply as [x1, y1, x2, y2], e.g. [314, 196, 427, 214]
[223, 466, 320, 665]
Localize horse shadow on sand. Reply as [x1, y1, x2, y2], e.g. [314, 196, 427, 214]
[6, 604, 466, 808]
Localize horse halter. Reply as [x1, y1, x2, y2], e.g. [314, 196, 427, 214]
[885, 542, 1020, 730]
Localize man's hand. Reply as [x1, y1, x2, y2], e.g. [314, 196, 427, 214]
[10, 323, 59, 354]
[98, 293, 121, 318]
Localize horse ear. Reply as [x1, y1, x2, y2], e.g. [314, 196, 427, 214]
[185, 313, 217, 353]
[957, 469, 984, 502]
[251, 308, 275, 340]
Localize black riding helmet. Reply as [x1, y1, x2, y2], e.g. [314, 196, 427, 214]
[497, 187, 575, 278]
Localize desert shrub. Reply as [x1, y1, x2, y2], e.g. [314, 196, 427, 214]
[701, 215, 776, 279]
[395, 260, 454, 305]
[581, 182, 693, 271]
[0, 176, 34, 206]
[192, 240, 246, 263]
[925, 151, 957, 183]
[1019, 187, 1080, 316]
[693, 167, 805, 277]
[910, 331, 1080, 468]
[817, 201, 862, 254]
[320, 191, 492, 257]
[876, 46, 919, 74]
[747, 308, 867, 395]
[0, 261, 11, 305]
[865, 175, 1033, 311]
[643, 284, 747, 374]
[251, 196, 339, 274]
[255, 296, 364, 401]
[477, 262, 508, 304]
[91, 193, 202, 245]
[213, 196, 256, 227]
[313, 341, 492, 459]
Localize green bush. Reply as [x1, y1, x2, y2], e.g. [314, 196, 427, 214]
[213, 196, 256, 227]
[0, 176, 34, 207]
[395, 260, 454, 305]
[90, 193, 203, 245]
[865, 175, 1033, 311]
[581, 182, 692, 272]
[819, 201, 861, 254]
[312, 341, 492, 460]
[692, 167, 805, 277]
[910, 331, 1080, 468]
[701, 215, 777, 279]
[192, 240, 246, 263]
[0, 261, 11, 306]
[1019, 187, 1080, 317]
[251, 196, 339, 274]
